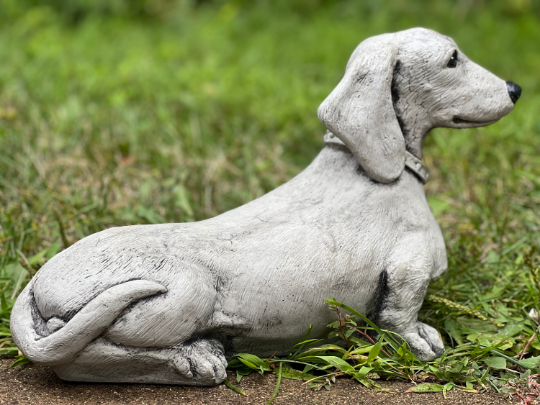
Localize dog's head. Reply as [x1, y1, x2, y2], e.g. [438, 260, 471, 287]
[318, 28, 520, 183]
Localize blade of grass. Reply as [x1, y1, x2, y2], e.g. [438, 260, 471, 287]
[266, 362, 282, 405]
[224, 379, 246, 396]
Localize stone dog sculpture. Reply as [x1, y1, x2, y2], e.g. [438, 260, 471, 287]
[11, 28, 520, 386]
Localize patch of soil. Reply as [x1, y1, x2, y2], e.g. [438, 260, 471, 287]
[0, 358, 516, 404]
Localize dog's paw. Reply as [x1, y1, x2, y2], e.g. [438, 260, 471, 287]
[171, 339, 227, 385]
[403, 322, 444, 361]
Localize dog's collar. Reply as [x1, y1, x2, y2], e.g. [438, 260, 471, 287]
[323, 132, 430, 184]
[404, 150, 430, 184]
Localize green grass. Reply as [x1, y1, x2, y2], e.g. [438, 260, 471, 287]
[1, 0, 540, 399]
[228, 300, 539, 400]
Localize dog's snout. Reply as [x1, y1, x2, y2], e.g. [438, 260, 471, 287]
[506, 81, 522, 104]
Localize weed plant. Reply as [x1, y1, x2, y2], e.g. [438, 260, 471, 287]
[1, 0, 540, 401]
[228, 299, 540, 402]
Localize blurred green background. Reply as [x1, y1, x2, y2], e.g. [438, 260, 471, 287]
[1, 0, 540, 358]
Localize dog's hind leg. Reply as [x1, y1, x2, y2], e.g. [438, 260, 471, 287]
[52, 337, 227, 386]
[375, 235, 445, 361]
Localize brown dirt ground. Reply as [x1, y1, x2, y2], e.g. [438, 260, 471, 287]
[0, 358, 521, 405]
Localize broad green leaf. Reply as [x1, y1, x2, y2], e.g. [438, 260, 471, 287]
[395, 343, 416, 363]
[483, 356, 506, 369]
[314, 356, 355, 373]
[354, 366, 372, 378]
[344, 328, 355, 338]
[531, 337, 540, 349]
[297, 356, 338, 369]
[490, 337, 514, 351]
[488, 350, 535, 369]
[497, 323, 522, 337]
[227, 358, 245, 368]
[350, 345, 375, 355]
[327, 320, 341, 329]
[405, 383, 445, 393]
[298, 345, 347, 357]
[302, 364, 314, 373]
[395, 343, 411, 360]
[236, 353, 271, 372]
[471, 334, 514, 350]
[367, 340, 382, 363]
[517, 356, 540, 370]
[238, 358, 258, 370]
[234, 367, 252, 382]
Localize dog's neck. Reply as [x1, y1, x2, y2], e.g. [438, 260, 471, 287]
[323, 131, 429, 184]
[395, 117, 432, 160]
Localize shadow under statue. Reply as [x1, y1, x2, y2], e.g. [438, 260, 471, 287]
[10, 28, 521, 386]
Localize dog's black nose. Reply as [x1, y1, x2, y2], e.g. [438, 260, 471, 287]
[506, 81, 522, 104]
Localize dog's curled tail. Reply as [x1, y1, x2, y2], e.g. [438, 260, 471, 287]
[10, 280, 167, 366]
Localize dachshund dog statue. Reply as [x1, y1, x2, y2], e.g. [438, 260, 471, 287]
[11, 28, 520, 385]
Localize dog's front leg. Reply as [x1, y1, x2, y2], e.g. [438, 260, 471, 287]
[376, 235, 444, 361]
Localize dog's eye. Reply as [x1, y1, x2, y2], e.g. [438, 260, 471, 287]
[447, 51, 458, 68]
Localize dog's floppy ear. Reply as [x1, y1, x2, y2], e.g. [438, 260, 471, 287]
[318, 34, 405, 183]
